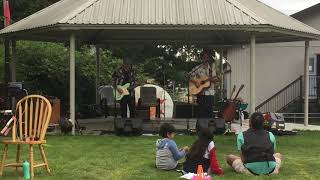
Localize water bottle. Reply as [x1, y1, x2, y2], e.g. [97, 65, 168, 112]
[23, 160, 30, 180]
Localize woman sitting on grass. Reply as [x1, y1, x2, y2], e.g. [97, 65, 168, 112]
[156, 123, 189, 170]
[183, 128, 223, 176]
[226, 112, 283, 175]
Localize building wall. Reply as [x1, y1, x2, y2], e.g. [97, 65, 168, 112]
[226, 41, 320, 111]
[299, 13, 320, 30]
[293, 5, 320, 30]
[226, 5, 320, 112]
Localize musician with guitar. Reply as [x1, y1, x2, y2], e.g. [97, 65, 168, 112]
[112, 57, 137, 118]
[189, 49, 220, 119]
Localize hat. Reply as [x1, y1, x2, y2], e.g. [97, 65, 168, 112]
[146, 79, 156, 84]
[200, 49, 212, 58]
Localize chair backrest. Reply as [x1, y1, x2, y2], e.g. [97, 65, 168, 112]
[140, 87, 157, 106]
[98, 86, 115, 106]
[12, 95, 52, 142]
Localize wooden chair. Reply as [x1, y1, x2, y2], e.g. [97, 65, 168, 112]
[0, 95, 52, 177]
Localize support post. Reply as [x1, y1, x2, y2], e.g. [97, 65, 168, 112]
[10, 40, 16, 82]
[250, 34, 256, 114]
[70, 34, 76, 135]
[4, 39, 10, 95]
[3, 0, 10, 98]
[220, 48, 224, 100]
[95, 46, 100, 105]
[304, 40, 310, 126]
[10, 40, 16, 110]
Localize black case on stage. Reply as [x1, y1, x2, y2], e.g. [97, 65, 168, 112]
[114, 118, 143, 136]
[196, 118, 226, 135]
[175, 103, 198, 118]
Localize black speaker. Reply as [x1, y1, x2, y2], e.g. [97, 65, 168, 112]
[140, 86, 157, 106]
[135, 106, 149, 120]
[7, 82, 23, 98]
[114, 118, 143, 136]
[214, 118, 226, 135]
[175, 104, 198, 118]
[196, 118, 226, 135]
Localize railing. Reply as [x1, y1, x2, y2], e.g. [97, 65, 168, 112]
[282, 113, 320, 125]
[256, 76, 303, 113]
[308, 75, 320, 99]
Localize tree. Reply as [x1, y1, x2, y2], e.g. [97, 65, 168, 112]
[13, 42, 122, 111]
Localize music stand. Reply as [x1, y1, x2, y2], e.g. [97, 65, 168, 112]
[7, 82, 25, 111]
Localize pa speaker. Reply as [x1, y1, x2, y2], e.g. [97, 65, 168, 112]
[175, 104, 198, 118]
[140, 86, 157, 106]
[114, 118, 143, 136]
[196, 118, 226, 135]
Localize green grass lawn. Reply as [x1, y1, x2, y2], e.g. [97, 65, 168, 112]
[1, 131, 320, 180]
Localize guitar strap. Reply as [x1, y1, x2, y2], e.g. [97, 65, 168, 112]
[208, 64, 213, 86]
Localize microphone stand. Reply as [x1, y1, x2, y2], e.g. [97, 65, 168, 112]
[184, 63, 202, 134]
[157, 65, 166, 120]
[162, 66, 166, 121]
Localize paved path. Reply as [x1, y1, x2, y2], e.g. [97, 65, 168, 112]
[285, 123, 320, 131]
[231, 119, 320, 134]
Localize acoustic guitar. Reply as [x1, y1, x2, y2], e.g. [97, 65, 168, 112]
[114, 83, 130, 101]
[223, 84, 245, 122]
[189, 75, 219, 95]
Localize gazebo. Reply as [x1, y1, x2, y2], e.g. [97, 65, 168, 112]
[1, 0, 320, 134]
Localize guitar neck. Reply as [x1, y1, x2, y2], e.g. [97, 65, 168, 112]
[204, 76, 218, 83]
[233, 85, 245, 100]
[233, 92, 241, 100]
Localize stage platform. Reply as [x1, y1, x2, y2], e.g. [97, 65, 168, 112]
[66, 117, 320, 135]
[77, 117, 198, 135]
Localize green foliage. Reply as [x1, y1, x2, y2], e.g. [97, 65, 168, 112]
[7, 42, 220, 109]
[14, 42, 122, 110]
[15, 41, 68, 103]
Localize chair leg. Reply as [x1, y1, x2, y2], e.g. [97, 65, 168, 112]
[29, 145, 34, 177]
[16, 145, 21, 173]
[0, 144, 8, 176]
[39, 145, 51, 175]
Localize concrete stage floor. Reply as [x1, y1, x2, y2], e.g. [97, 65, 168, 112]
[75, 117, 320, 135]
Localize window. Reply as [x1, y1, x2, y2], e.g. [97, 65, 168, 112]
[309, 57, 315, 73]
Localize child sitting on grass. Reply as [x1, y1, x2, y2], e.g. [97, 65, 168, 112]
[183, 128, 223, 176]
[156, 123, 189, 170]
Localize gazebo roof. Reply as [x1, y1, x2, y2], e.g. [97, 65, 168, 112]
[1, 0, 320, 44]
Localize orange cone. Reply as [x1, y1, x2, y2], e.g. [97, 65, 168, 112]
[197, 165, 204, 180]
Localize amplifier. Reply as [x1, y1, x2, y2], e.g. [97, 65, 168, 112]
[175, 104, 198, 118]
[114, 118, 143, 136]
[196, 118, 226, 135]
[135, 106, 150, 120]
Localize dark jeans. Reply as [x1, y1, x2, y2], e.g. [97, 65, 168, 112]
[196, 95, 214, 131]
[197, 95, 214, 118]
[120, 95, 135, 118]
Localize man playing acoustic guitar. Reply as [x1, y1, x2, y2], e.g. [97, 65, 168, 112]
[112, 57, 137, 118]
[189, 49, 220, 120]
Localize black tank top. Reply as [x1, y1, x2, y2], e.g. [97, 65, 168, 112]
[241, 129, 275, 163]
